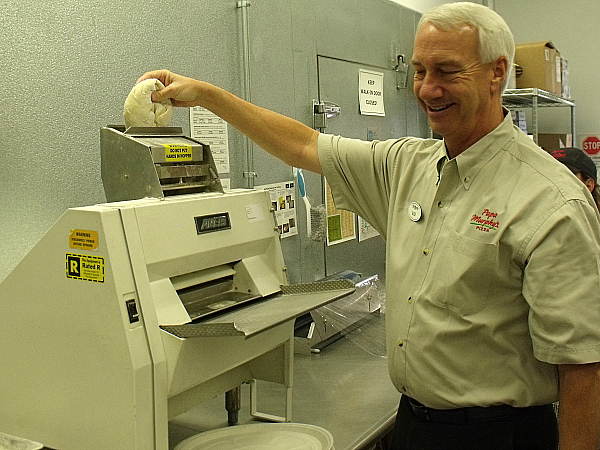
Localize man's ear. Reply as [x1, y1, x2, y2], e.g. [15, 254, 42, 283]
[491, 56, 509, 94]
[585, 177, 595, 194]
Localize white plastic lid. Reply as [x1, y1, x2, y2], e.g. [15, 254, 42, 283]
[174, 423, 334, 450]
[0, 432, 43, 450]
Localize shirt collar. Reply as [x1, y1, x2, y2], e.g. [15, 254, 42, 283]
[436, 152, 448, 185]
[445, 108, 515, 190]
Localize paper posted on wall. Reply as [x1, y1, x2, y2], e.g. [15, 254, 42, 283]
[189, 107, 230, 175]
[325, 179, 356, 246]
[256, 181, 298, 238]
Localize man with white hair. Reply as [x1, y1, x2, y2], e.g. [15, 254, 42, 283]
[138, 3, 600, 448]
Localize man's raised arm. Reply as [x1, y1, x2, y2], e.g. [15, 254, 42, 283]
[137, 70, 322, 174]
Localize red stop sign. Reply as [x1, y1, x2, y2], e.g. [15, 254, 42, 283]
[583, 136, 600, 155]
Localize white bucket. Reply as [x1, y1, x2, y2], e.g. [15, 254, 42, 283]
[174, 423, 334, 450]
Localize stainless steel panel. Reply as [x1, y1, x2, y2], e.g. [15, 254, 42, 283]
[315, 0, 405, 70]
[317, 56, 410, 282]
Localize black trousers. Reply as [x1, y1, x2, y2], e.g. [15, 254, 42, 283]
[389, 395, 558, 450]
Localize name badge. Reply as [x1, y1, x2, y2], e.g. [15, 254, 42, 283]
[408, 202, 422, 222]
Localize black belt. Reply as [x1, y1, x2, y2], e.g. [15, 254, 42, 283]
[406, 397, 552, 425]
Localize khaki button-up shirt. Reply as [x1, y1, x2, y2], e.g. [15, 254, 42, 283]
[318, 112, 600, 409]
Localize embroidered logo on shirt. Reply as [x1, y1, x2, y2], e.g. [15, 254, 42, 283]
[470, 209, 500, 233]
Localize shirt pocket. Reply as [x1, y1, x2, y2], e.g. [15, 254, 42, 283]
[433, 231, 499, 315]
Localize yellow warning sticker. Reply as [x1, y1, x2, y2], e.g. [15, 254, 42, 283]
[66, 254, 105, 283]
[164, 144, 192, 161]
[69, 229, 99, 251]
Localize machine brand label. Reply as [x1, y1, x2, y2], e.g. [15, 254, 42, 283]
[194, 213, 231, 234]
[69, 229, 99, 251]
[66, 253, 105, 283]
[164, 144, 192, 161]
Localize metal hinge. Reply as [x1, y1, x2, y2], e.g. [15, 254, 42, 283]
[394, 53, 410, 90]
[312, 100, 341, 130]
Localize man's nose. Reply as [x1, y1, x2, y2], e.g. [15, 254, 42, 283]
[416, 75, 443, 100]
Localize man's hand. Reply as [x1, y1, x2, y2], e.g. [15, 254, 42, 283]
[136, 70, 203, 107]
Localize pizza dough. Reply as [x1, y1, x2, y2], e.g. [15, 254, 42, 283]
[123, 78, 173, 127]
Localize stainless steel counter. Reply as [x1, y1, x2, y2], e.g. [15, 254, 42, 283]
[168, 314, 400, 449]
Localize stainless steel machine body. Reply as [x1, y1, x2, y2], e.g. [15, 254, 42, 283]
[101, 126, 223, 202]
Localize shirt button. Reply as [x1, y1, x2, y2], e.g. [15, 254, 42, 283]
[464, 176, 470, 183]
[398, 340, 404, 347]
[423, 248, 429, 255]
[438, 201, 444, 208]
[408, 296, 413, 303]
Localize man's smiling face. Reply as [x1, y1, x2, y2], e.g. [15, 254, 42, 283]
[412, 23, 499, 156]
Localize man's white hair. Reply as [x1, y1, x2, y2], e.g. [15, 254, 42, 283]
[417, 2, 515, 92]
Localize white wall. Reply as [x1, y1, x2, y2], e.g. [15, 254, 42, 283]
[496, 0, 600, 143]
[389, 0, 452, 13]
[389, 0, 484, 13]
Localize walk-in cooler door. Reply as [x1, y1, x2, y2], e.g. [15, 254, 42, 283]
[317, 55, 409, 283]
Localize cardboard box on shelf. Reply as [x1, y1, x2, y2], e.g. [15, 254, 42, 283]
[515, 41, 562, 96]
[536, 133, 572, 153]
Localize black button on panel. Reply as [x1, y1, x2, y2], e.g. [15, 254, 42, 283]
[126, 299, 140, 323]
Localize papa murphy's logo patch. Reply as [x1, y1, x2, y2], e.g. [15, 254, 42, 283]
[470, 209, 500, 233]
